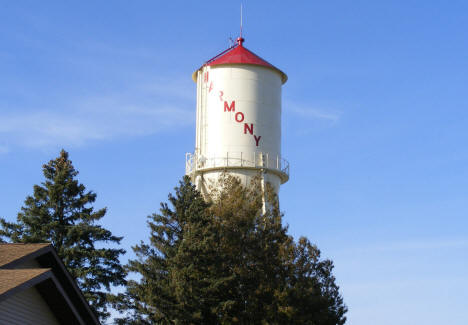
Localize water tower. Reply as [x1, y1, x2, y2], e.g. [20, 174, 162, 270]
[186, 37, 289, 195]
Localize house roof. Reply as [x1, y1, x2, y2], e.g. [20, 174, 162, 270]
[0, 268, 50, 296]
[0, 243, 50, 267]
[0, 243, 100, 325]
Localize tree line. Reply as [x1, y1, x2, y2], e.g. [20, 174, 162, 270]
[0, 150, 346, 324]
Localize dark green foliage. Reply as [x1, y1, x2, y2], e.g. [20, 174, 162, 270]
[0, 150, 126, 321]
[113, 176, 213, 324]
[114, 175, 347, 324]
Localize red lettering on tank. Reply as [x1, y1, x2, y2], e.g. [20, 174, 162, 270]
[254, 135, 261, 146]
[204, 71, 209, 83]
[208, 82, 213, 92]
[224, 101, 235, 112]
[235, 112, 244, 122]
[219, 91, 224, 101]
[244, 123, 253, 135]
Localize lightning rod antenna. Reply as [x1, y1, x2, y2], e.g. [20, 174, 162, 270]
[236, 4, 245, 46]
[240, 3, 243, 38]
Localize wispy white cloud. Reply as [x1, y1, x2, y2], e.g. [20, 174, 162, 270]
[0, 81, 194, 150]
[336, 237, 468, 256]
[139, 80, 195, 101]
[286, 101, 341, 123]
[75, 40, 155, 59]
[0, 144, 9, 154]
[371, 238, 468, 251]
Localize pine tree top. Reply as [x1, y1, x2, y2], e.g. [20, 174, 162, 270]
[0, 149, 126, 321]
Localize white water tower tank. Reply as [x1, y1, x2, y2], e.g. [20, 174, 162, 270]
[186, 37, 289, 194]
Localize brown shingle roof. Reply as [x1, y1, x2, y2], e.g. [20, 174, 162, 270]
[0, 268, 51, 295]
[0, 243, 101, 324]
[0, 243, 50, 267]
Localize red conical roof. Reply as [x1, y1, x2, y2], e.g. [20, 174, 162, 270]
[193, 38, 287, 83]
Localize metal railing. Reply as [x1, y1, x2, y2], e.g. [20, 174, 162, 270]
[185, 152, 289, 178]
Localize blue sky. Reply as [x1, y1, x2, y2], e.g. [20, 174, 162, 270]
[1, 1, 467, 324]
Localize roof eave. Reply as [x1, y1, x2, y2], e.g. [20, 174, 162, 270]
[192, 63, 288, 84]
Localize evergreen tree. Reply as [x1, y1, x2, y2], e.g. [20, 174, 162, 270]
[113, 176, 215, 324]
[114, 175, 347, 324]
[0, 149, 126, 321]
